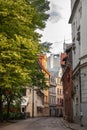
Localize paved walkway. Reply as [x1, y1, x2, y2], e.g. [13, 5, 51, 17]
[61, 118, 87, 130]
[0, 117, 87, 130]
[0, 117, 70, 130]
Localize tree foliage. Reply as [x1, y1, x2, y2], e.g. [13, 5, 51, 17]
[41, 42, 53, 53]
[0, 0, 50, 121]
[0, 0, 50, 89]
[29, 0, 50, 29]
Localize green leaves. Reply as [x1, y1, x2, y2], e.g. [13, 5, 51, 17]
[0, 0, 50, 105]
[0, 34, 38, 87]
[0, 0, 34, 38]
[40, 42, 53, 53]
[29, 0, 50, 29]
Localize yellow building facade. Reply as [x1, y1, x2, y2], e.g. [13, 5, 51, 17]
[39, 54, 50, 116]
[21, 54, 50, 117]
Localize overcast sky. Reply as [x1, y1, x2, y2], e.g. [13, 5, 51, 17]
[41, 0, 72, 54]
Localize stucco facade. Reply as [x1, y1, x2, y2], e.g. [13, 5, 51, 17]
[21, 54, 50, 118]
[49, 74, 57, 117]
[21, 87, 44, 118]
[56, 77, 63, 117]
[69, 0, 87, 126]
[39, 54, 50, 116]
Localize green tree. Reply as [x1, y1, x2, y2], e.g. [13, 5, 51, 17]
[29, 0, 50, 29]
[3, 87, 22, 120]
[0, 34, 39, 120]
[0, 0, 50, 121]
[41, 42, 53, 53]
[30, 61, 49, 90]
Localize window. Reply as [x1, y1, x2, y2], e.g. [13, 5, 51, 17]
[21, 88, 26, 96]
[57, 88, 59, 94]
[60, 89, 61, 95]
[79, 6, 82, 18]
[22, 107, 25, 113]
[57, 98, 59, 105]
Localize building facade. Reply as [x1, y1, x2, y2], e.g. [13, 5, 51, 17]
[21, 87, 44, 118]
[61, 44, 73, 122]
[21, 54, 50, 118]
[47, 54, 64, 117]
[47, 54, 60, 76]
[39, 54, 50, 116]
[56, 76, 63, 117]
[69, 0, 87, 126]
[49, 74, 57, 117]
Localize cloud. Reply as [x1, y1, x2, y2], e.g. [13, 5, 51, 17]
[48, 3, 62, 23]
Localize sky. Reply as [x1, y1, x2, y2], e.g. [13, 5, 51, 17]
[40, 0, 72, 54]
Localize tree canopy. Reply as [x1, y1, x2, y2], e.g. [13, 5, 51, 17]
[0, 0, 50, 121]
[0, 0, 50, 89]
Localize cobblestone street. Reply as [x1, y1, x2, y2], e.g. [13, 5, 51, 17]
[0, 117, 86, 130]
[26, 117, 70, 130]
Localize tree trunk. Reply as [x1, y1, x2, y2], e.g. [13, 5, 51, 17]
[0, 88, 3, 122]
[6, 98, 10, 121]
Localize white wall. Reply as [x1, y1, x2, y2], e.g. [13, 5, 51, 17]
[81, 0, 87, 58]
[70, 0, 87, 126]
[72, 1, 81, 70]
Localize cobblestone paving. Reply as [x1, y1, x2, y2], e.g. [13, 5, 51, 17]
[28, 117, 70, 130]
[0, 117, 71, 130]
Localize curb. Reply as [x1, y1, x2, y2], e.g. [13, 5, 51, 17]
[61, 119, 77, 130]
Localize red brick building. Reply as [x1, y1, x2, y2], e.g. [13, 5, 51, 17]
[61, 45, 73, 122]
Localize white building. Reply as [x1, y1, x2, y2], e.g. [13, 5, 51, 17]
[56, 74, 63, 117]
[49, 74, 57, 116]
[47, 54, 63, 117]
[47, 54, 60, 76]
[21, 87, 44, 117]
[69, 0, 87, 126]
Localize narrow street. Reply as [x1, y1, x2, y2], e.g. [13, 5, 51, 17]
[0, 117, 71, 130]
